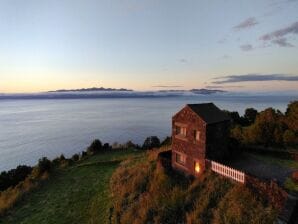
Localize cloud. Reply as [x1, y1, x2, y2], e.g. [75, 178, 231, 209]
[212, 74, 298, 84]
[240, 44, 253, 51]
[233, 17, 258, 30]
[152, 85, 183, 88]
[260, 21, 298, 41]
[205, 85, 243, 89]
[179, 58, 188, 63]
[220, 55, 230, 59]
[272, 38, 294, 47]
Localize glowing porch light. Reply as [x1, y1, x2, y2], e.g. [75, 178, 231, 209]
[195, 162, 200, 173]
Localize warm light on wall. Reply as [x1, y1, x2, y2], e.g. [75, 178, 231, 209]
[195, 162, 200, 173]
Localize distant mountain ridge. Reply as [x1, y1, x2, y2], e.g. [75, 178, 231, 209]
[48, 87, 133, 92]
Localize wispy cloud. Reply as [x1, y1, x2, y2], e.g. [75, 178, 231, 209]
[261, 21, 298, 40]
[152, 85, 183, 88]
[179, 58, 188, 63]
[212, 74, 298, 84]
[272, 38, 294, 47]
[205, 85, 243, 89]
[260, 21, 298, 47]
[240, 44, 253, 51]
[233, 17, 258, 30]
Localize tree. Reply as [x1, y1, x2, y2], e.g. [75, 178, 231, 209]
[142, 136, 160, 150]
[125, 140, 136, 149]
[87, 139, 102, 154]
[283, 130, 297, 146]
[244, 108, 258, 125]
[103, 143, 111, 150]
[285, 101, 298, 132]
[161, 136, 172, 146]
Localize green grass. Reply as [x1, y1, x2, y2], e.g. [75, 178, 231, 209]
[0, 149, 142, 224]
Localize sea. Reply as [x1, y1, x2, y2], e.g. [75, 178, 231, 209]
[0, 92, 297, 171]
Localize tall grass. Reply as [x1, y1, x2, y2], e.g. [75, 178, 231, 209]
[110, 149, 277, 224]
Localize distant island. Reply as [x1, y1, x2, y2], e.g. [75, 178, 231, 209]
[48, 87, 133, 92]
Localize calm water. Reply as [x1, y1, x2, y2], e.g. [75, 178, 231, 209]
[0, 94, 297, 171]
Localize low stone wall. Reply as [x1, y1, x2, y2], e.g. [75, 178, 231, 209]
[245, 174, 288, 211]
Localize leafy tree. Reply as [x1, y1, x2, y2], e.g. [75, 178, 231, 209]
[244, 108, 258, 125]
[87, 139, 102, 154]
[142, 136, 160, 149]
[285, 101, 298, 132]
[283, 130, 296, 146]
[125, 140, 136, 149]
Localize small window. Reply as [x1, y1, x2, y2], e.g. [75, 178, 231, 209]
[193, 130, 200, 142]
[176, 126, 186, 136]
[176, 153, 186, 165]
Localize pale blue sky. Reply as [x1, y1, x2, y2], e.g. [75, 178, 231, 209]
[0, 0, 298, 92]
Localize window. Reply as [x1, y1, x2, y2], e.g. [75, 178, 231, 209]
[193, 130, 200, 142]
[194, 161, 200, 173]
[176, 126, 187, 136]
[176, 153, 186, 165]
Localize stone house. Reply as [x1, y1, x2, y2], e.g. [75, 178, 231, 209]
[171, 103, 230, 176]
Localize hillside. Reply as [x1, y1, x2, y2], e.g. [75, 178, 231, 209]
[0, 150, 142, 224]
[0, 148, 279, 224]
[110, 148, 278, 224]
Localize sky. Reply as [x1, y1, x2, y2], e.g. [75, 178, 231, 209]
[0, 0, 298, 93]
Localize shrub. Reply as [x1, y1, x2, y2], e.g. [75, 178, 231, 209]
[103, 143, 111, 150]
[142, 136, 160, 150]
[71, 154, 80, 162]
[161, 136, 171, 146]
[37, 157, 52, 174]
[81, 151, 87, 158]
[0, 165, 32, 191]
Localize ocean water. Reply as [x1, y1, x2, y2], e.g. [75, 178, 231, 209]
[0, 94, 296, 171]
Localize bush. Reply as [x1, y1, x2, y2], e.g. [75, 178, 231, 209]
[87, 139, 102, 154]
[142, 136, 160, 150]
[71, 154, 80, 162]
[37, 157, 52, 174]
[103, 143, 111, 150]
[161, 136, 171, 146]
[0, 165, 32, 191]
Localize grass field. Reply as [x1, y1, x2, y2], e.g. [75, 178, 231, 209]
[0, 149, 142, 224]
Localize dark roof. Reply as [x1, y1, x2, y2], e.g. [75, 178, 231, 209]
[187, 103, 230, 124]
